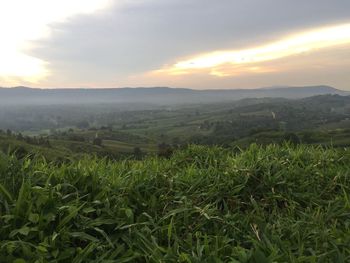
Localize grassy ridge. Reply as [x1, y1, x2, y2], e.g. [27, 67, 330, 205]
[0, 145, 350, 262]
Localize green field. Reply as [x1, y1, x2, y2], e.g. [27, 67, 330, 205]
[2, 94, 350, 159]
[1, 144, 349, 262]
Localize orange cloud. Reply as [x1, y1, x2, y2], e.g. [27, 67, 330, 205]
[155, 23, 350, 77]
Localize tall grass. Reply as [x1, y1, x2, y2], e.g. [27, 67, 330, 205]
[0, 144, 349, 262]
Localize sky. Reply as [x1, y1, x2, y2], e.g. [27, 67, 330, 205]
[1, 0, 350, 90]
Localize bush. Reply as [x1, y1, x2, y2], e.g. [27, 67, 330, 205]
[0, 144, 349, 261]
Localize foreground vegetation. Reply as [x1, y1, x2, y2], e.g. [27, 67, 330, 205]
[0, 144, 349, 262]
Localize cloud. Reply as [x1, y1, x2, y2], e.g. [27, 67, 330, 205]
[2, 0, 350, 88]
[155, 23, 350, 77]
[0, 0, 111, 84]
[124, 44, 350, 89]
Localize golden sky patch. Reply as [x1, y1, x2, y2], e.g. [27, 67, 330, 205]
[156, 23, 350, 77]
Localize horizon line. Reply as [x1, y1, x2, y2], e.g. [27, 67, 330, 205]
[0, 84, 344, 91]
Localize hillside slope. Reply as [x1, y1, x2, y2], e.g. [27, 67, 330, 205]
[0, 144, 349, 262]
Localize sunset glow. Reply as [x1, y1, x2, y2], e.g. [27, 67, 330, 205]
[156, 23, 350, 77]
[0, 1, 350, 89]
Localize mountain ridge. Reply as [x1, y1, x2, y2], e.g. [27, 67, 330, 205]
[0, 85, 348, 105]
[0, 84, 344, 92]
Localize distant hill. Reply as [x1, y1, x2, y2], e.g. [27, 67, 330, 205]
[0, 85, 348, 105]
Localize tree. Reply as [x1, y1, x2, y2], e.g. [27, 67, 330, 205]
[301, 132, 315, 144]
[283, 132, 300, 145]
[93, 137, 103, 146]
[158, 143, 173, 158]
[16, 133, 24, 140]
[172, 137, 180, 147]
[77, 120, 89, 129]
[133, 147, 143, 160]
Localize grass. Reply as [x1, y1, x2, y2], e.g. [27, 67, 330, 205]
[0, 134, 147, 161]
[0, 144, 350, 262]
[102, 140, 158, 153]
[233, 129, 350, 149]
[0, 134, 72, 161]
